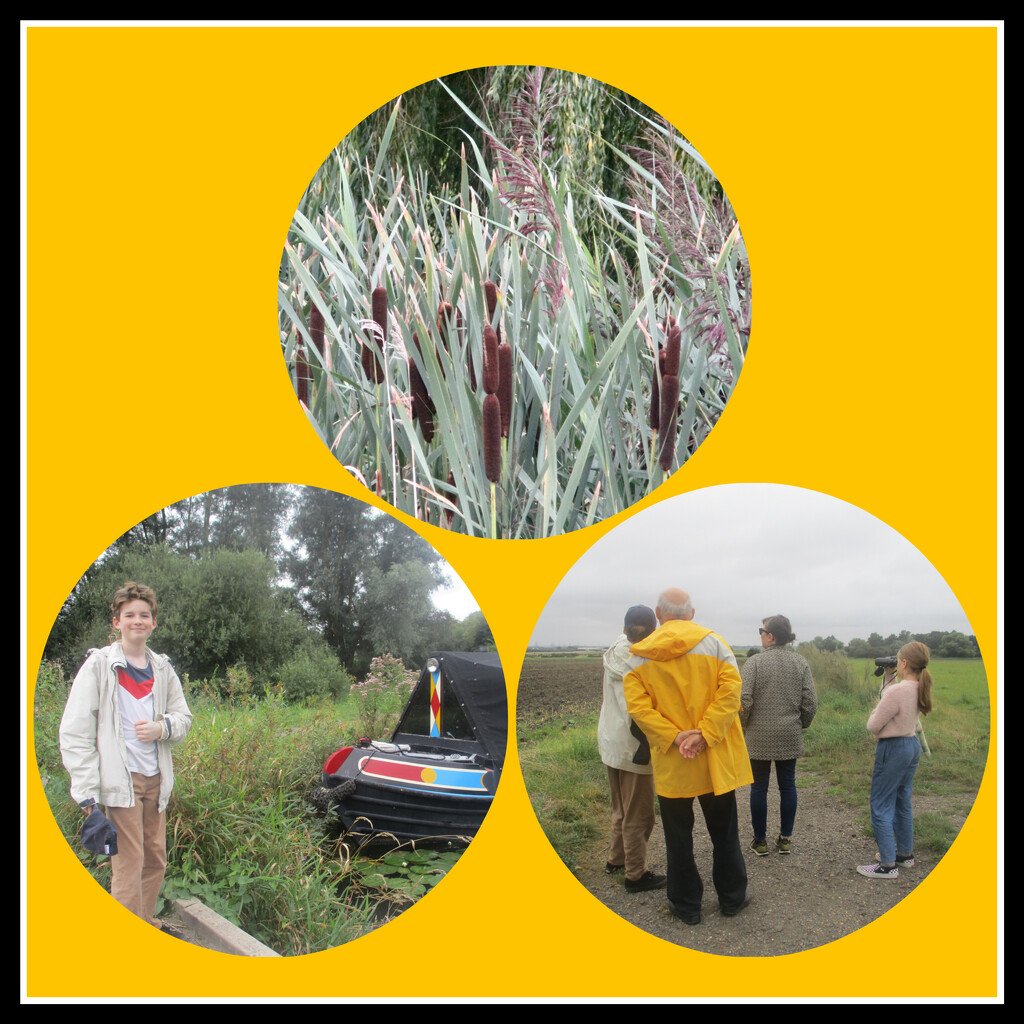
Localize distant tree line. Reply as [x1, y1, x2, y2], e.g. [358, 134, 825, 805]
[43, 485, 493, 702]
[802, 630, 981, 660]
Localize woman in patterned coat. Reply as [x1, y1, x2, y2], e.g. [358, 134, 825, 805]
[739, 615, 818, 855]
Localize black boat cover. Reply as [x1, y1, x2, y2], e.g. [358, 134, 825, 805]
[392, 651, 507, 768]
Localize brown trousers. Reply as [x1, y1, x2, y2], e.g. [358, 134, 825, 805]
[106, 772, 167, 927]
[606, 766, 656, 881]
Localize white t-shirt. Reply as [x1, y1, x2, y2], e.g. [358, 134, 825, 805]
[117, 660, 160, 776]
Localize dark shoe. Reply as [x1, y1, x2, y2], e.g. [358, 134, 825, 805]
[624, 870, 667, 893]
[720, 888, 752, 916]
[604, 861, 625, 874]
[669, 902, 701, 926]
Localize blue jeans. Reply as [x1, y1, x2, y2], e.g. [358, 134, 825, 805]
[749, 758, 797, 840]
[869, 736, 921, 865]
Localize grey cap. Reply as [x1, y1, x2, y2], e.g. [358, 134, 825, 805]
[624, 605, 657, 633]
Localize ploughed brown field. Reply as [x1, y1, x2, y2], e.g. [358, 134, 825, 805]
[515, 654, 604, 722]
[516, 650, 754, 724]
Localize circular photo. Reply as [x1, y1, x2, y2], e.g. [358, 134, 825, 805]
[518, 484, 989, 955]
[278, 66, 750, 538]
[33, 483, 506, 955]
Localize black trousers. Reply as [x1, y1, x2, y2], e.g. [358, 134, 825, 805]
[658, 790, 748, 917]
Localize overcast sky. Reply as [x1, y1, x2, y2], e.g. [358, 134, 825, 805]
[529, 484, 974, 649]
[432, 564, 480, 620]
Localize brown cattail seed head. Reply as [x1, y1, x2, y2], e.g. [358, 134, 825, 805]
[437, 302, 454, 349]
[372, 287, 388, 333]
[296, 337, 310, 406]
[483, 324, 499, 395]
[309, 302, 325, 357]
[364, 286, 387, 383]
[483, 393, 502, 483]
[664, 320, 682, 378]
[409, 334, 435, 443]
[658, 374, 680, 471]
[498, 342, 512, 438]
[650, 346, 665, 431]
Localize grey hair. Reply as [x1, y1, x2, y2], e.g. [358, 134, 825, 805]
[657, 589, 694, 621]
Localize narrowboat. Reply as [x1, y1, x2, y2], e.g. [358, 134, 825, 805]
[310, 651, 507, 843]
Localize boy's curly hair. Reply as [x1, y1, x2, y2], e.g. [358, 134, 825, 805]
[110, 581, 157, 619]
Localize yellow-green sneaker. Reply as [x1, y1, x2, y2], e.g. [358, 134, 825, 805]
[775, 835, 792, 854]
[750, 838, 769, 857]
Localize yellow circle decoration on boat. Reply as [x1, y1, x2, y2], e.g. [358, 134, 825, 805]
[420, 767, 437, 783]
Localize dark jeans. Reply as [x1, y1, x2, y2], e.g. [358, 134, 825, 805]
[658, 790, 748, 918]
[749, 758, 797, 840]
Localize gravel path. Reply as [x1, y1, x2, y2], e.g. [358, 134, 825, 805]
[576, 775, 946, 957]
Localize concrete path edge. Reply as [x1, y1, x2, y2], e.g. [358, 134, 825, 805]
[173, 897, 281, 957]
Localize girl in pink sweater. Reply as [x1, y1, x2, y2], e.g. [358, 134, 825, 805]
[857, 642, 934, 879]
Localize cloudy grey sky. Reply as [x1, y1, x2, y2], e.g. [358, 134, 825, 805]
[432, 564, 480, 620]
[529, 484, 974, 649]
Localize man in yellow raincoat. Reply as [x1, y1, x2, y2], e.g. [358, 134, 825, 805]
[624, 588, 753, 925]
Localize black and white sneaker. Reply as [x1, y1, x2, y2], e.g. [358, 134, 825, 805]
[857, 861, 898, 879]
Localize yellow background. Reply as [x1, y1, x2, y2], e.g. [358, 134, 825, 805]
[24, 25, 1000, 999]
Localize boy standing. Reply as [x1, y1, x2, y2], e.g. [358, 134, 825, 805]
[59, 582, 193, 930]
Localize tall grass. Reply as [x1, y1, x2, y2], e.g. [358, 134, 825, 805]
[519, 721, 609, 873]
[279, 73, 749, 537]
[33, 661, 435, 955]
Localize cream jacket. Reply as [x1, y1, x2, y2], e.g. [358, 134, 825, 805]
[597, 634, 653, 774]
[624, 620, 753, 798]
[59, 642, 193, 813]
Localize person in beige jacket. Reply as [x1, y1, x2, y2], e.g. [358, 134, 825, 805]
[59, 582, 192, 929]
[597, 605, 665, 893]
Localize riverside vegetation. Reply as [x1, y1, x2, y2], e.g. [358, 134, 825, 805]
[34, 655, 461, 956]
[517, 647, 990, 874]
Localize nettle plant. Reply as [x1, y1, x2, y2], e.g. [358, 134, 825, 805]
[279, 72, 750, 538]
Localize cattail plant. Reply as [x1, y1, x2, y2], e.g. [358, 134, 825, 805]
[480, 319, 503, 537]
[485, 281, 500, 338]
[362, 286, 387, 383]
[295, 336, 311, 407]
[657, 372, 680, 472]
[483, 394, 502, 483]
[650, 345, 665, 433]
[409, 332, 435, 443]
[309, 302, 325, 358]
[482, 324, 499, 396]
[657, 317, 682, 472]
[498, 341, 513, 439]
[483, 392, 502, 537]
